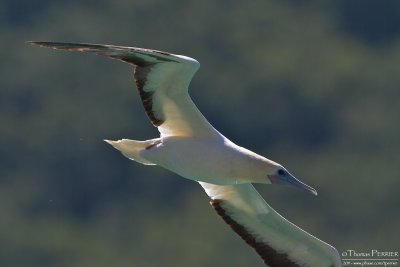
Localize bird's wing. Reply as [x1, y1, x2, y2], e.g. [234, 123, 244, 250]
[199, 182, 342, 267]
[29, 42, 217, 137]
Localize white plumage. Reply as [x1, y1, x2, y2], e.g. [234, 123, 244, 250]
[31, 41, 342, 267]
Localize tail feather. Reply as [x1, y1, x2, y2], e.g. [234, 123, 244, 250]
[105, 139, 160, 165]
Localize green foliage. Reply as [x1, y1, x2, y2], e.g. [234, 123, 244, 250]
[1, 0, 399, 266]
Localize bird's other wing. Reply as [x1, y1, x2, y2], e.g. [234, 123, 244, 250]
[199, 182, 342, 267]
[29, 41, 217, 137]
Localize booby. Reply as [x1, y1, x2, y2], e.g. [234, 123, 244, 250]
[30, 42, 342, 267]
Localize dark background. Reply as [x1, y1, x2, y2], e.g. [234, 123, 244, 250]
[1, 1, 399, 266]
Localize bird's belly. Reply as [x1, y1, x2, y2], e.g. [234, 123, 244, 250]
[141, 137, 255, 185]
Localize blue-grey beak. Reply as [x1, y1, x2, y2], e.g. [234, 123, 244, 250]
[268, 173, 318, 196]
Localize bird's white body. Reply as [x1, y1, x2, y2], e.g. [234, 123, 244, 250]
[31, 41, 342, 267]
[140, 134, 276, 185]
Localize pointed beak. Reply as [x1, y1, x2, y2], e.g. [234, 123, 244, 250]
[268, 173, 318, 196]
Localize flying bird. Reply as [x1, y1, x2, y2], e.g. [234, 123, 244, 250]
[30, 41, 342, 267]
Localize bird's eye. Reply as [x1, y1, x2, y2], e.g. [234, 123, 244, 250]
[277, 169, 287, 176]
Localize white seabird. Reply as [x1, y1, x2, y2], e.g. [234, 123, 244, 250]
[30, 41, 342, 267]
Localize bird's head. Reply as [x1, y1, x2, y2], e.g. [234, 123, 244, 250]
[267, 166, 318, 196]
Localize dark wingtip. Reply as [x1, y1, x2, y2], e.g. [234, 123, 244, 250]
[27, 41, 39, 46]
[27, 41, 68, 50]
[26, 41, 106, 51]
[27, 41, 53, 47]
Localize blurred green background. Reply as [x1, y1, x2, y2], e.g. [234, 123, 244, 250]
[1, 1, 399, 266]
